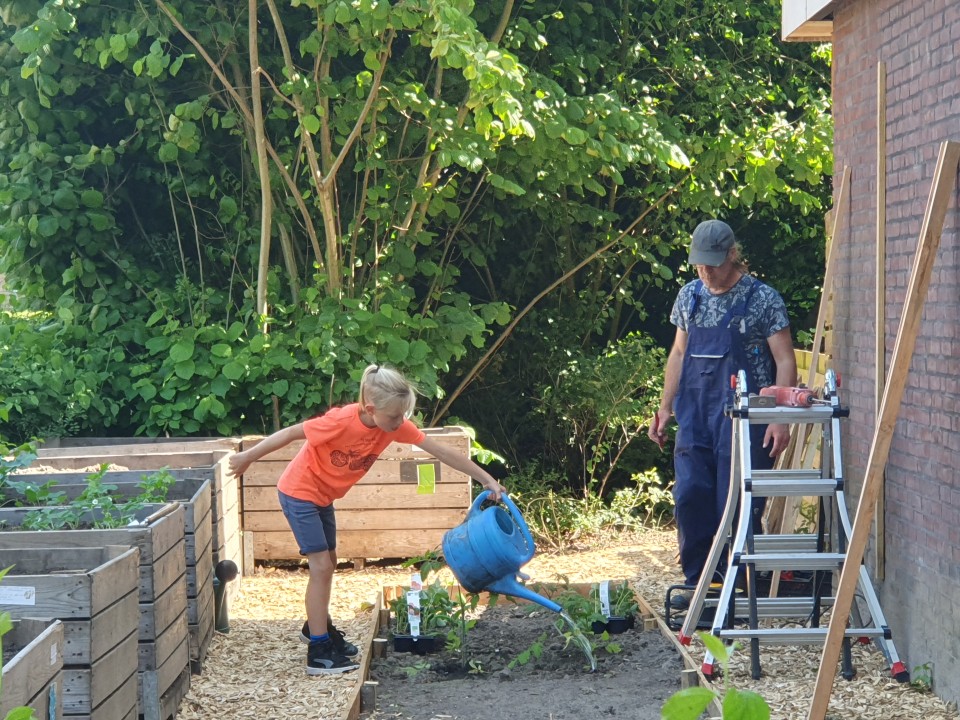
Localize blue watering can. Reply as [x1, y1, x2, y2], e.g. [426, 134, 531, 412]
[442, 490, 562, 613]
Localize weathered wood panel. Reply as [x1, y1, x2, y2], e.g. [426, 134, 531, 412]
[0, 619, 64, 720]
[0, 546, 140, 720]
[251, 527, 449, 560]
[0, 506, 191, 715]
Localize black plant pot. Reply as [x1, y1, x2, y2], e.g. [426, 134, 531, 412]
[591, 614, 635, 635]
[392, 634, 441, 654]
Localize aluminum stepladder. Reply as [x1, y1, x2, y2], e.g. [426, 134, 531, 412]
[677, 368, 909, 683]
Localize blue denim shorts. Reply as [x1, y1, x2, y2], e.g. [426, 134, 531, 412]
[278, 490, 337, 555]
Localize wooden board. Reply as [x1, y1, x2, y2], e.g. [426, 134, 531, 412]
[0, 619, 64, 719]
[251, 527, 452, 560]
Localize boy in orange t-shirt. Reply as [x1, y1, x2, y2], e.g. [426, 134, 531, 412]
[229, 364, 504, 675]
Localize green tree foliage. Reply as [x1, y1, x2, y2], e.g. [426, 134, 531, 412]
[0, 0, 831, 502]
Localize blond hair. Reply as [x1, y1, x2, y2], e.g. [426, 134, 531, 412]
[358, 364, 417, 417]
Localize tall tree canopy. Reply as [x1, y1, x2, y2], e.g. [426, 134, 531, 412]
[0, 0, 831, 490]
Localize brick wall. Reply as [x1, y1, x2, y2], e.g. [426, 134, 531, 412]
[831, 0, 960, 702]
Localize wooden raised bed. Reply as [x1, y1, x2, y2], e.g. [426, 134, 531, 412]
[0, 545, 140, 720]
[3, 474, 216, 673]
[240, 426, 472, 567]
[0, 505, 190, 720]
[1, 618, 65, 720]
[27, 446, 242, 609]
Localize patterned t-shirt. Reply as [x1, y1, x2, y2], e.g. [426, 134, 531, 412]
[277, 403, 425, 506]
[669, 275, 790, 388]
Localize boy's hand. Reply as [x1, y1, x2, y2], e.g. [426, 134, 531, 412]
[228, 451, 253, 478]
[480, 478, 505, 502]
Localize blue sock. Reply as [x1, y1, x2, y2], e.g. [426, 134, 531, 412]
[311, 632, 330, 643]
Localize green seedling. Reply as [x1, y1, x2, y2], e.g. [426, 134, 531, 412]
[662, 632, 770, 720]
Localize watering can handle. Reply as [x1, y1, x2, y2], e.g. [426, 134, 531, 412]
[472, 490, 536, 564]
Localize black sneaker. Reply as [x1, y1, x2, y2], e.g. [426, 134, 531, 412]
[300, 620, 359, 657]
[306, 638, 359, 676]
[669, 590, 692, 610]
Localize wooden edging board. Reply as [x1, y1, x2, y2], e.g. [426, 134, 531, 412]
[338, 582, 720, 720]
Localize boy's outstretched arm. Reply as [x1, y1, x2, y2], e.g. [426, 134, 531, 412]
[228, 423, 306, 478]
[417, 437, 505, 502]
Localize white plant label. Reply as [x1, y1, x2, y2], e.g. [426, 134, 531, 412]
[406, 590, 422, 637]
[0, 586, 36, 606]
[599, 580, 611, 616]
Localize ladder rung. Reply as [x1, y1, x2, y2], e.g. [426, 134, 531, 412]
[730, 597, 834, 618]
[716, 627, 886, 644]
[748, 479, 839, 497]
[751, 534, 821, 553]
[732, 406, 838, 424]
[702, 596, 834, 618]
[737, 553, 844, 571]
[751, 469, 829, 481]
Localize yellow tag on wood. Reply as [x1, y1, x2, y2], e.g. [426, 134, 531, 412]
[416, 463, 436, 494]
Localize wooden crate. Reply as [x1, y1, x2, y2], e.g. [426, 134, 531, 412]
[24, 446, 243, 610]
[0, 505, 190, 720]
[1, 618, 65, 720]
[0, 546, 140, 720]
[241, 426, 472, 566]
[39, 438, 240, 453]
[4, 475, 216, 673]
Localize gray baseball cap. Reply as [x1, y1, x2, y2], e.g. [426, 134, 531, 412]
[688, 220, 735, 266]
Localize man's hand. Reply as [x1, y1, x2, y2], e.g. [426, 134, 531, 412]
[648, 409, 672, 450]
[763, 423, 791, 458]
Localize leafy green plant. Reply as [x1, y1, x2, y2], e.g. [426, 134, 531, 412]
[910, 662, 933, 693]
[508, 631, 547, 668]
[662, 632, 770, 720]
[591, 580, 638, 619]
[6, 464, 177, 531]
[1, 566, 40, 720]
[389, 581, 468, 639]
[0, 442, 38, 506]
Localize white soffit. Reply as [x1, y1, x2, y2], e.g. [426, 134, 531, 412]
[782, 0, 836, 41]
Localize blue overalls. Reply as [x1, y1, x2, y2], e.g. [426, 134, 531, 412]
[672, 278, 773, 586]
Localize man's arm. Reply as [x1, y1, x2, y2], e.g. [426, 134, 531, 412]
[648, 328, 687, 449]
[762, 327, 798, 457]
[228, 423, 306, 478]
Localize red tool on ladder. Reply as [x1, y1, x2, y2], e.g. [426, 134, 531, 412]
[759, 385, 817, 407]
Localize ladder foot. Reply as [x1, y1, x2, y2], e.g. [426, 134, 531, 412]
[891, 662, 910, 683]
[678, 632, 693, 646]
[701, 660, 718, 680]
[842, 667, 857, 681]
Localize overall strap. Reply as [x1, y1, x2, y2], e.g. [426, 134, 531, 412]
[719, 276, 763, 326]
[689, 280, 705, 321]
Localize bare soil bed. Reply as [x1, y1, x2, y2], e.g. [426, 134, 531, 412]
[367, 601, 682, 720]
[175, 529, 960, 720]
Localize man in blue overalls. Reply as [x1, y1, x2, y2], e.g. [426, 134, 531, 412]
[648, 219, 797, 608]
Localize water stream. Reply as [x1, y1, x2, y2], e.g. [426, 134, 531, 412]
[556, 610, 598, 672]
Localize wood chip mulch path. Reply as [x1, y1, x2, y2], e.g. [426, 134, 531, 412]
[175, 529, 960, 720]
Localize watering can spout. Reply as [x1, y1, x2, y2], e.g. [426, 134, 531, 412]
[487, 575, 562, 613]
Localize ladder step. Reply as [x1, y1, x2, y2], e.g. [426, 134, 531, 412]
[747, 479, 840, 497]
[731, 597, 834, 618]
[751, 535, 821, 553]
[716, 627, 886, 644]
[737, 553, 845, 571]
[751, 469, 828, 481]
[702, 596, 834, 618]
[734, 406, 837, 424]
